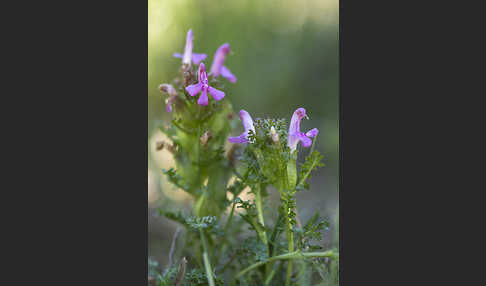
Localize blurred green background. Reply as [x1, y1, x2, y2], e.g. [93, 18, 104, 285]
[148, 0, 339, 266]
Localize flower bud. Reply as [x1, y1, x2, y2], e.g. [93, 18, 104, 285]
[159, 84, 178, 112]
[270, 126, 279, 143]
[159, 84, 177, 96]
[200, 131, 212, 147]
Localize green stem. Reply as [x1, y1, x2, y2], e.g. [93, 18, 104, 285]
[236, 250, 336, 278]
[199, 229, 215, 286]
[223, 200, 237, 238]
[194, 124, 203, 216]
[264, 261, 281, 286]
[255, 185, 268, 244]
[285, 204, 294, 286]
[309, 133, 318, 155]
[268, 211, 283, 256]
[215, 200, 237, 263]
[254, 184, 270, 276]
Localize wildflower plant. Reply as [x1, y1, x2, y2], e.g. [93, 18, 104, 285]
[154, 29, 339, 286]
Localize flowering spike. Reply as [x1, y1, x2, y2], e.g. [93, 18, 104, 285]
[173, 29, 207, 65]
[210, 43, 237, 83]
[185, 63, 225, 106]
[287, 108, 319, 152]
[228, 110, 255, 144]
[159, 84, 177, 113]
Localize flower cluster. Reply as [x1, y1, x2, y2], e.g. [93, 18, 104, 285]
[161, 29, 320, 152]
[228, 107, 319, 152]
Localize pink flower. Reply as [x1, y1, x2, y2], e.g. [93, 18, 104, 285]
[210, 43, 237, 83]
[287, 108, 319, 152]
[159, 84, 177, 113]
[228, 110, 255, 143]
[173, 29, 207, 65]
[185, 63, 225, 106]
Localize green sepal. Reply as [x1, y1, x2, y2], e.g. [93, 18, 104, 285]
[286, 150, 298, 190]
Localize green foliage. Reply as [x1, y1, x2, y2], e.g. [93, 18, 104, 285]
[280, 190, 297, 226]
[234, 197, 267, 244]
[297, 151, 325, 191]
[158, 209, 187, 226]
[151, 34, 338, 286]
[186, 216, 217, 230]
[227, 178, 247, 197]
[148, 258, 161, 279]
[269, 213, 286, 256]
[295, 212, 330, 250]
[235, 237, 269, 264]
[162, 168, 190, 193]
[183, 268, 225, 286]
[151, 264, 225, 286]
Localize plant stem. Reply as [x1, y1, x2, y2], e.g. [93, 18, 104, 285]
[264, 261, 280, 286]
[236, 250, 336, 279]
[215, 200, 237, 263]
[309, 133, 318, 155]
[285, 202, 294, 286]
[255, 184, 268, 244]
[199, 229, 215, 286]
[225, 198, 237, 233]
[254, 184, 270, 276]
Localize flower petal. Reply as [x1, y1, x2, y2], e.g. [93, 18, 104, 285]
[166, 103, 172, 113]
[182, 29, 193, 65]
[300, 134, 312, 147]
[185, 83, 202, 97]
[289, 108, 306, 135]
[192, 53, 207, 65]
[210, 43, 230, 76]
[198, 63, 208, 83]
[208, 86, 225, 101]
[287, 134, 300, 152]
[228, 134, 249, 144]
[173, 53, 183, 58]
[239, 110, 255, 133]
[159, 84, 177, 96]
[221, 66, 237, 83]
[197, 89, 209, 106]
[306, 128, 319, 137]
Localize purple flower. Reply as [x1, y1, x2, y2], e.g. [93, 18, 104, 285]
[159, 84, 177, 113]
[173, 29, 207, 65]
[287, 108, 319, 152]
[185, 63, 225, 106]
[228, 110, 255, 144]
[210, 43, 237, 83]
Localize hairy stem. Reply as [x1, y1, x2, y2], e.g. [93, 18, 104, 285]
[285, 203, 294, 286]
